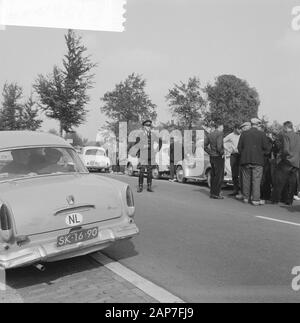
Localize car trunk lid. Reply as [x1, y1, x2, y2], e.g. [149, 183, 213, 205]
[0, 174, 122, 236]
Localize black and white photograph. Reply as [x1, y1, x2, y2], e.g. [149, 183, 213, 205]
[0, 0, 300, 306]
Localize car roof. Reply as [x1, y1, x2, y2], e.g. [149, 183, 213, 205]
[0, 131, 72, 150]
[83, 146, 106, 151]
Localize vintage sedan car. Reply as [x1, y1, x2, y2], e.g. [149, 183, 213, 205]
[125, 144, 171, 180]
[80, 146, 112, 172]
[0, 131, 138, 269]
[176, 150, 232, 186]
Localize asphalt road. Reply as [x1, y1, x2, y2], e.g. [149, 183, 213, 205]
[3, 173, 300, 303]
[101, 174, 300, 303]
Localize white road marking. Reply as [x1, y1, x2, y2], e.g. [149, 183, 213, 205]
[91, 252, 185, 303]
[256, 216, 300, 227]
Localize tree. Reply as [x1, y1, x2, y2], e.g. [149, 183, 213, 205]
[100, 73, 157, 136]
[64, 131, 88, 147]
[0, 83, 42, 131]
[205, 75, 260, 134]
[34, 29, 96, 136]
[0, 83, 23, 130]
[166, 77, 207, 130]
[19, 95, 43, 131]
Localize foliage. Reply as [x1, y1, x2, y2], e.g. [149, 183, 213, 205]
[34, 29, 96, 136]
[205, 75, 260, 134]
[64, 131, 88, 147]
[0, 83, 42, 131]
[166, 77, 206, 130]
[100, 73, 157, 137]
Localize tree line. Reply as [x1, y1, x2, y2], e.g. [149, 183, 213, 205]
[0, 29, 280, 142]
[0, 29, 96, 141]
[100, 73, 262, 136]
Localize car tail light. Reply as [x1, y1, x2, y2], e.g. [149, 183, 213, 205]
[126, 186, 134, 208]
[0, 204, 13, 242]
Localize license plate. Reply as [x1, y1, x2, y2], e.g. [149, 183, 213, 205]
[57, 227, 99, 247]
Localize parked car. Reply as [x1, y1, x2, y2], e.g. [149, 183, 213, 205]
[0, 131, 138, 269]
[125, 145, 170, 179]
[176, 150, 232, 186]
[80, 146, 112, 172]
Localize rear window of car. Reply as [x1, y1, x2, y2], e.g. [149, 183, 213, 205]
[0, 147, 87, 181]
[85, 149, 105, 156]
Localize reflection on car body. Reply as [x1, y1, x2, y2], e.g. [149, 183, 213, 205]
[0, 131, 138, 269]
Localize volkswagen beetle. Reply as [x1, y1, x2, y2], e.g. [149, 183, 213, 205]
[80, 146, 112, 173]
[0, 131, 139, 269]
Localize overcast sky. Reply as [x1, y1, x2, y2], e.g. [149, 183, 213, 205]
[0, 0, 299, 140]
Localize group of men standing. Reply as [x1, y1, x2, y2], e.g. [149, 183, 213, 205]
[205, 119, 300, 206]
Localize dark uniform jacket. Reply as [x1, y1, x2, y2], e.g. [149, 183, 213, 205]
[204, 130, 224, 157]
[238, 127, 271, 166]
[280, 131, 300, 169]
[138, 129, 159, 166]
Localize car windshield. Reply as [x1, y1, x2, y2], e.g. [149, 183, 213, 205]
[0, 147, 87, 181]
[85, 149, 105, 156]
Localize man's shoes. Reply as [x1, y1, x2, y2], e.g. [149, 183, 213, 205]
[147, 185, 154, 192]
[210, 195, 224, 200]
[236, 194, 244, 200]
[137, 186, 143, 193]
[169, 179, 177, 183]
[251, 200, 265, 206]
[293, 195, 300, 201]
[243, 198, 249, 204]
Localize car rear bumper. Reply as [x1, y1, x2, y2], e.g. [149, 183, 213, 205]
[87, 166, 109, 170]
[0, 222, 139, 269]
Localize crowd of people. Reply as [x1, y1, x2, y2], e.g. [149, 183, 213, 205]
[205, 118, 300, 206]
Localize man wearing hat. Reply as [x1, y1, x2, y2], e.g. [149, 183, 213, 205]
[204, 121, 225, 199]
[234, 122, 251, 200]
[294, 125, 300, 201]
[238, 118, 271, 206]
[240, 122, 251, 132]
[137, 119, 156, 193]
[272, 121, 300, 205]
[224, 123, 242, 196]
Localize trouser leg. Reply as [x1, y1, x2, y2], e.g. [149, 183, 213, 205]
[271, 162, 289, 203]
[139, 166, 145, 187]
[147, 165, 152, 185]
[252, 165, 263, 202]
[286, 167, 298, 204]
[261, 160, 272, 200]
[230, 154, 240, 193]
[170, 162, 175, 179]
[210, 156, 224, 196]
[239, 167, 243, 195]
[241, 165, 251, 200]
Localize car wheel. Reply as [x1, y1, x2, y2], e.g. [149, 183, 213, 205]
[152, 167, 160, 180]
[176, 166, 186, 183]
[127, 164, 134, 176]
[206, 169, 212, 188]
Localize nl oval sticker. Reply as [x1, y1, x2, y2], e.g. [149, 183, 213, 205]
[66, 213, 83, 226]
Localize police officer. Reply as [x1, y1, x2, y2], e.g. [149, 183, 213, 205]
[137, 120, 155, 193]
